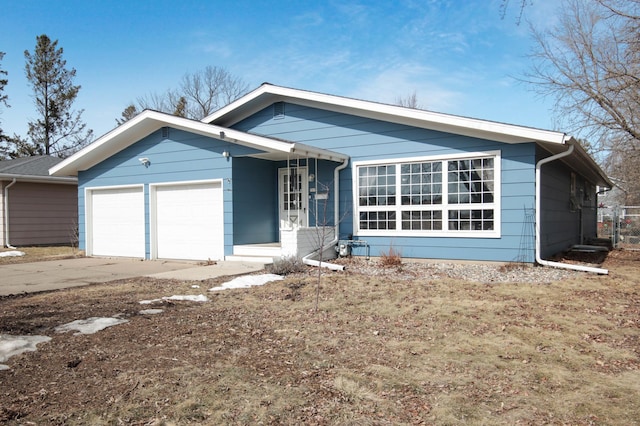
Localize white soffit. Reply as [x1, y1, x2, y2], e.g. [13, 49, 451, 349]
[203, 84, 569, 145]
[49, 110, 347, 176]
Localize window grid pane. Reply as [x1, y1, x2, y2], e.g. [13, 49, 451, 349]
[401, 161, 442, 205]
[401, 210, 443, 230]
[359, 211, 396, 230]
[358, 165, 396, 207]
[447, 158, 494, 205]
[448, 209, 494, 231]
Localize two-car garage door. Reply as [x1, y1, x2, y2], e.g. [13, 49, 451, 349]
[87, 181, 224, 261]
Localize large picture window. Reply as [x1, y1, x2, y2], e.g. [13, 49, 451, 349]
[354, 152, 500, 237]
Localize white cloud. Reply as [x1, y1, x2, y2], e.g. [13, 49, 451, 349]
[350, 63, 463, 112]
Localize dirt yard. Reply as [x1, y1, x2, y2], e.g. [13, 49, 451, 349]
[1, 250, 639, 425]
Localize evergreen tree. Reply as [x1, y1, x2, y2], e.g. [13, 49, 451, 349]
[0, 52, 9, 150]
[115, 104, 139, 125]
[16, 35, 93, 157]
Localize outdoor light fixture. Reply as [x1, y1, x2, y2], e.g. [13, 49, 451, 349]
[138, 157, 150, 167]
[222, 151, 230, 158]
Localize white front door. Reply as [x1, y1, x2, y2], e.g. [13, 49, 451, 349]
[279, 167, 308, 229]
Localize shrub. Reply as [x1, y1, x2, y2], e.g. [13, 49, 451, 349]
[379, 245, 402, 267]
[266, 256, 307, 275]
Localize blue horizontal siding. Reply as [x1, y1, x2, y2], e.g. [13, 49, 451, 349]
[78, 128, 235, 259]
[232, 157, 278, 244]
[235, 103, 538, 263]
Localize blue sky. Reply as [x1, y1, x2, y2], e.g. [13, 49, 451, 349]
[0, 0, 561, 141]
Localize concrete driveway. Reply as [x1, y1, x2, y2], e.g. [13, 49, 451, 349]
[0, 257, 266, 296]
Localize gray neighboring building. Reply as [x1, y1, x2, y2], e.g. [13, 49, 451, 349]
[0, 156, 78, 247]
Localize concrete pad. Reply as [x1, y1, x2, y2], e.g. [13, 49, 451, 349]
[0, 257, 266, 296]
[147, 261, 265, 280]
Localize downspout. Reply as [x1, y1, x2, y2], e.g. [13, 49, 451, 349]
[303, 157, 350, 271]
[4, 178, 17, 249]
[535, 143, 608, 274]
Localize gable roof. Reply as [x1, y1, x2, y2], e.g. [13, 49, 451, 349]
[0, 156, 77, 184]
[49, 110, 349, 177]
[203, 83, 612, 188]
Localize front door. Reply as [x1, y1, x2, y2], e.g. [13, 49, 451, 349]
[279, 166, 308, 229]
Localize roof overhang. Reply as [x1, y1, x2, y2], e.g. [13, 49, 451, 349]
[539, 137, 613, 188]
[0, 173, 77, 185]
[204, 83, 611, 188]
[49, 110, 348, 177]
[203, 83, 570, 145]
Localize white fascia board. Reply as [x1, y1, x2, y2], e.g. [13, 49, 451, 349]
[205, 84, 569, 145]
[50, 109, 347, 176]
[49, 110, 164, 176]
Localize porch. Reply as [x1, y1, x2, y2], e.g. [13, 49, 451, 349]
[227, 227, 337, 264]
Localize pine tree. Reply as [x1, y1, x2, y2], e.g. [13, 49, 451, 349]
[17, 34, 93, 157]
[0, 51, 9, 150]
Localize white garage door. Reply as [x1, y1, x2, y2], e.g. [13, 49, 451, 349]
[153, 181, 224, 261]
[89, 186, 145, 258]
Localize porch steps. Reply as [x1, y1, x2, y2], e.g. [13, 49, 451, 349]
[225, 255, 275, 264]
[226, 243, 282, 264]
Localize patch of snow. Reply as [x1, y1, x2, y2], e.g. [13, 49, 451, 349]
[139, 294, 209, 304]
[55, 317, 129, 335]
[164, 294, 209, 302]
[0, 335, 51, 370]
[191, 285, 200, 289]
[209, 273, 283, 292]
[139, 309, 164, 315]
[0, 250, 25, 258]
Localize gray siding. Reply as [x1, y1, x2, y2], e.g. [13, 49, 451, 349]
[538, 146, 600, 258]
[6, 182, 77, 246]
[0, 181, 5, 245]
[232, 157, 278, 244]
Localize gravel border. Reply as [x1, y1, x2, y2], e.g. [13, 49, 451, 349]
[333, 258, 583, 283]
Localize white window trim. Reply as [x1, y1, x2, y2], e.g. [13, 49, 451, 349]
[352, 151, 501, 238]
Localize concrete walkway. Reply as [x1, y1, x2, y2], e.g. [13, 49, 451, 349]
[0, 257, 266, 296]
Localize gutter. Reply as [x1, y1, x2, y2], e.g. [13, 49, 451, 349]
[303, 157, 350, 270]
[3, 178, 17, 249]
[535, 143, 608, 274]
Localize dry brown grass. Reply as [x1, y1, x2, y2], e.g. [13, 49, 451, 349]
[1, 252, 639, 425]
[0, 246, 83, 264]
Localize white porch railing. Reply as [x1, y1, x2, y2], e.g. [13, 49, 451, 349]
[280, 226, 336, 258]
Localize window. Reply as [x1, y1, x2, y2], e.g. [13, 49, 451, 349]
[354, 152, 500, 237]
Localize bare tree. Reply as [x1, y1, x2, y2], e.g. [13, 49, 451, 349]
[500, 0, 531, 25]
[179, 65, 249, 119]
[133, 66, 249, 120]
[526, 0, 639, 153]
[394, 91, 423, 109]
[525, 0, 640, 200]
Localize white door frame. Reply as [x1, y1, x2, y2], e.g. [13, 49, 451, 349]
[278, 166, 308, 229]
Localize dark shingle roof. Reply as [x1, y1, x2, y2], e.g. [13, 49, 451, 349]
[0, 156, 64, 177]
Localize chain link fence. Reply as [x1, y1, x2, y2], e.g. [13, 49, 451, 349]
[598, 205, 640, 250]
